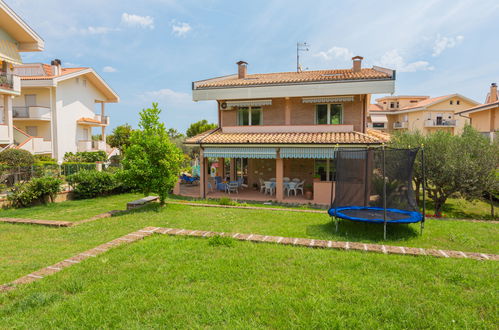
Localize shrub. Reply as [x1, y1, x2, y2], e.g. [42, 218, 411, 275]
[208, 235, 235, 247]
[66, 170, 119, 199]
[61, 162, 96, 176]
[8, 176, 63, 207]
[218, 197, 235, 206]
[63, 151, 107, 163]
[34, 155, 56, 162]
[0, 149, 35, 167]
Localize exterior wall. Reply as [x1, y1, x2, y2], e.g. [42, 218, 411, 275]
[14, 120, 51, 140]
[53, 77, 106, 161]
[469, 108, 499, 132]
[220, 95, 365, 131]
[12, 88, 51, 108]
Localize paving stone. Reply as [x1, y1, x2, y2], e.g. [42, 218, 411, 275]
[424, 249, 444, 258]
[384, 245, 405, 255]
[11, 275, 39, 285]
[348, 242, 366, 251]
[31, 267, 60, 277]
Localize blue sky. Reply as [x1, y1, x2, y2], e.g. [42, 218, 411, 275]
[8, 0, 499, 133]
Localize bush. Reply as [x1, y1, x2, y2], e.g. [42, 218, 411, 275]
[63, 151, 107, 163]
[61, 162, 96, 176]
[66, 170, 119, 199]
[34, 155, 56, 162]
[208, 235, 235, 247]
[0, 149, 35, 167]
[218, 197, 235, 206]
[8, 176, 63, 207]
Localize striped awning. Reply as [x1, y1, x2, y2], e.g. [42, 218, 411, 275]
[302, 96, 354, 103]
[225, 99, 272, 108]
[370, 114, 388, 123]
[203, 147, 276, 159]
[0, 40, 22, 65]
[280, 147, 337, 159]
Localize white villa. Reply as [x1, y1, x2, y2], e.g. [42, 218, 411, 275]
[1, 1, 119, 161]
[13, 60, 119, 161]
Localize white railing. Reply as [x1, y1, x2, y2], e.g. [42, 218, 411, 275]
[92, 140, 107, 151]
[18, 137, 52, 154]
[0, 124, 10, 143]
[424, 119, 456, 127]
[0, 72, 20, 93]
[222, 124, 354, 134]
[393, 122, 408, 129]
[77, 140, 93, 152]
[13, 106, 51, 120]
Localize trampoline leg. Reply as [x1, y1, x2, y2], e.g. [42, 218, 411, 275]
[334, 217, 339, 233]
[383, 222, 387, 240]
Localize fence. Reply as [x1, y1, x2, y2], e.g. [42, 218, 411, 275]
[0, 163, 98, 192]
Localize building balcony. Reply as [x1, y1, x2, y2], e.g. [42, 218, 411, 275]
[77, 140, 107, 152]
[18, 137, 52, 155]
[13, 106, 51, 121]
[0, 124, 10, 144]
[77, 114, 110, 126]
[0, 72, 20, 95]
[393, 122, 408, 129]
[424, 119, 456, 127]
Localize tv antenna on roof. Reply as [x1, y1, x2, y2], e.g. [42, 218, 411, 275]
[297, 42, 310, 72]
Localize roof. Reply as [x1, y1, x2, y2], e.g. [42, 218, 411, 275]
[194, 67, 393, 89]
[77, 117, 104, 125]
[185, 128, 390, 145]
[457, 100, 499, 115]
[368, 104, 383, 112]
[0, 0, 44, 51]
[14, 63, 119, 103]
[375, 95, 429, 102]
[372, 94, 479, 114]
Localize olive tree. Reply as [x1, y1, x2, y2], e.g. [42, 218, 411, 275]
[122, 103, 183, 204]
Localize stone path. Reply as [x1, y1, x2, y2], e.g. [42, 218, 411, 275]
[0, 210, 123, 228]
[2, 226, 497, 293]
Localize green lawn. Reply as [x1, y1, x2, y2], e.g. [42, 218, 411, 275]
[425, 197, 497, 220]
[0, 193, 143, 221]
[1, 235, 497, 328]
[0, 197, 498, 285]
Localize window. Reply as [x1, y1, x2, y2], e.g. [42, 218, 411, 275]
[390, 102, 395, 109]
[237, 106, 262, 126]
[82, 79, 87, 87]
[315, 159, 335, 181]
[373, 122, 385, 128]
[315, 104, 343, 124]
[456, 100, 460, 105]
[410, 100, 418, 103]
[449, 100, 453, 105]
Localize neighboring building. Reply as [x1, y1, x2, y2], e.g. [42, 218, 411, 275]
[368, 94, 479, 135]
[457, 83, 499, 142]
[12, 60, 119, 161]
[0, 0, 44, 146]
[184, 56, 393, 205]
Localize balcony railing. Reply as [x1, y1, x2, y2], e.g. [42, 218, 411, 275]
[0, 71, 14, 90]
[13, 106, 51, 120]
[424, 119, 456, 127]
[77, 140, 107, 152]
[393, 122, 408, 129]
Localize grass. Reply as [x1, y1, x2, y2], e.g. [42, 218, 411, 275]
[0, 193, 143, 221]
[0, 199, 498, 284]
[425, 196, 497, 220]
[0, 235, 498, 328]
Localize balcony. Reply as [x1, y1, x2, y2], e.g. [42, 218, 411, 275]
[13, 106, 51, 121]
[0, 124, 10, 144]
[0, 72, 20, 94]
[18, 137, 52, 154]
[77, 114, 110, 126]
[77, 140, 107, 152]
[393, 122, 408, 129]
[424, 119, 456, 127]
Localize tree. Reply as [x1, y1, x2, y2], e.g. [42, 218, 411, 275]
[391, 127, 499, 216]
[0, 149, 35, 167]
[107, 124, 133, 152]
[186, 119, 217, 138]
[122, 103, 183, 204]
[167, 128, 184, 140]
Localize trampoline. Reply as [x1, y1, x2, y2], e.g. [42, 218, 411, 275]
[328, 147, 425, 239]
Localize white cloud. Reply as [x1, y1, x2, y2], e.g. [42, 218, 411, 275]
[377, 49, 434, 72]
[141, 88, 191, 103]
[314, 46, 354, 61]
[171, 21, 192, 37]
[103, 66, 118, 73]
[121, 13, 154, 29]
[432, 35, 464, 57]
[79, 26, 116, 35]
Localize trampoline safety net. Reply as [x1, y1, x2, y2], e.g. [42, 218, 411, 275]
[331, 148, 420, 221]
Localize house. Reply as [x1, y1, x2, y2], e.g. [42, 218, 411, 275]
[0, 0, 44, 147]
[184, 56, 393, 206]
[12, 60, 119, 161]
[368, 94, 479, 135]
[457, 83, 499, 142]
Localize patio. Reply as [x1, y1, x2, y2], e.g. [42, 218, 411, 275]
[178, 183, 314, 205]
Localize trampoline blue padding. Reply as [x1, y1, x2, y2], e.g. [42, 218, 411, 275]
[328, 206, 423, 224]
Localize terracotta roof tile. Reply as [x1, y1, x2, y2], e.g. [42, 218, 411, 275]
[195, 68, 392, 88]
[399, 94, 453, 110]
[185, 128, 389, 145]
[368, 104, 383, 112]
[20, 67, 87, 80]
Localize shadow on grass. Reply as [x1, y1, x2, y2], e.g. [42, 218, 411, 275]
[307, 218, 420, 243]
[111, 203, 165, 218]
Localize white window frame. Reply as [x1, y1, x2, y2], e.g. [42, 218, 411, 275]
[315, 104, 343, 125]
[237, 106, 263, 126]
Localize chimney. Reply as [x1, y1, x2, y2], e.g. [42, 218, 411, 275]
[352, 56, 363, 73]
[237, 61, 248, 79]
[489, 83, 498, 103]
[50, 59, 62, 76]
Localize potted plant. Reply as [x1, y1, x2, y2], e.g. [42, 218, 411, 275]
[313, 174, 321, 183]
[305, 184, 313, 200]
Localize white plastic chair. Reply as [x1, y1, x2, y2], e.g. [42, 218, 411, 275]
[264, 181, 275, 195]
[295, 180, 305, 195]
[283, 177, 290, 182]
[259, 178, 266, 193]
[227, 181, 239, 194]
[292, 178, 300, 183]
[286, 181, 297, 196]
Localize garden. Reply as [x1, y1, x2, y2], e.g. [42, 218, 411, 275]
[0, 104, 497, 328]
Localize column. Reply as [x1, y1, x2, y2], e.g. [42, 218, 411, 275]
[217, 157, 225, 177]
[200, 148, 206, 198]
[284, 97, 291, 125]
[101, 102, 106, 147]
[4, 95, 13, 144]
[230, 158, 236, 181]
[276, 156, 284, 202]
